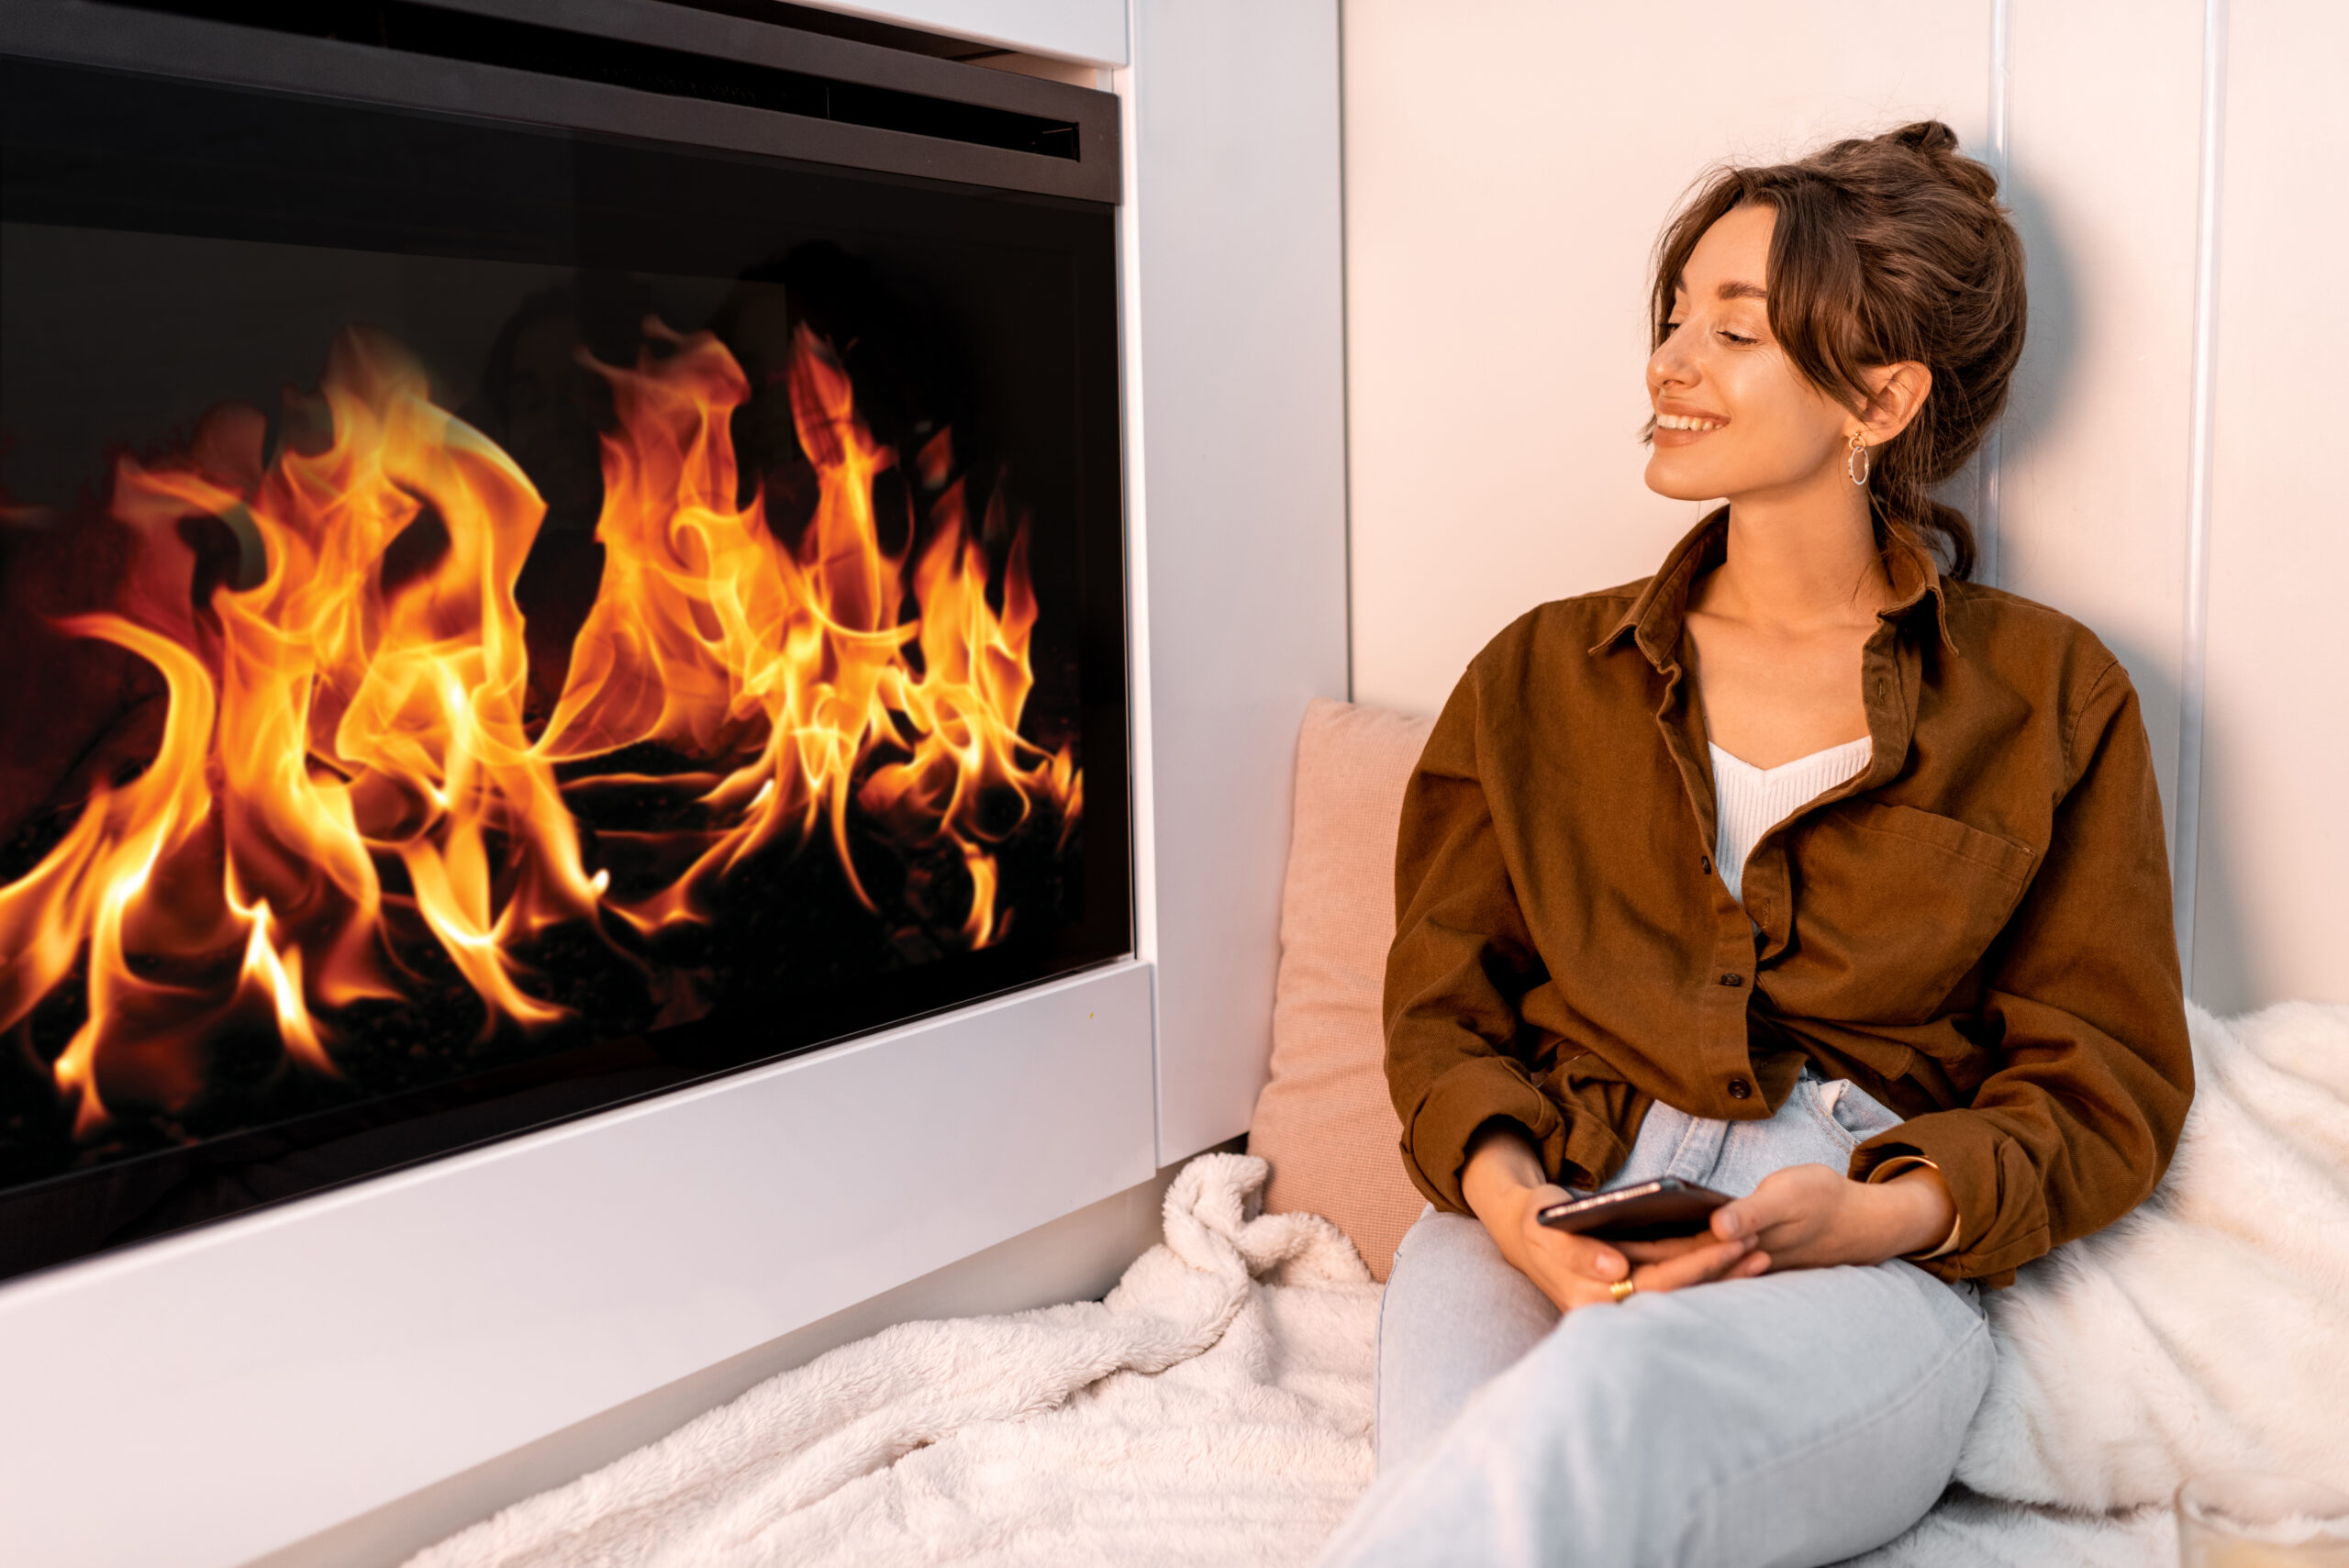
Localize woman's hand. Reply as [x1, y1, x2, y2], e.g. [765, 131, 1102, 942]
[1708, 1162, 1957, 1269]
[1461, 1123, 1768, 1314]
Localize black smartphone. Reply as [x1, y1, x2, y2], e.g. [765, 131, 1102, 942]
[1536, 1178, 1731, 1242]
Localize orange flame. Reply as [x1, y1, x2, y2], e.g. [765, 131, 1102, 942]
[0, 322, 1077, 1133]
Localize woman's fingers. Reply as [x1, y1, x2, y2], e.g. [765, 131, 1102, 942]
[1513, 1187, 1630, 1281]
[1510, 1222, 1631, 1312]
[1710, 1162, 1837, 1244]
[1710, 1194, 1773, 1242]
[1618, 1232, 1731, 1264]
[1567, 1234, 1630, 1281]
[1545, 1234, 1769, 1311]
[1677, 1249, 1771, 1290]
[1630, 1234, 1757, 1293]
[1522, 1222, 1629, 1283]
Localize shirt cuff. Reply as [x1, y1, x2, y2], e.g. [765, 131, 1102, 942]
[1866, 1155, 1963, 1260]
[1396, 1054, 1567, 1214]
[1852, 1109, 2049, 1285]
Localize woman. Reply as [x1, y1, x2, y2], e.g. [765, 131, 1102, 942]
[1319, 123, 2192, 1567]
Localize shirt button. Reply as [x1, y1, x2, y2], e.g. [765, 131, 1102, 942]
[1718, 972, 1743, 987]
[1727, 1077, 1753, 1100]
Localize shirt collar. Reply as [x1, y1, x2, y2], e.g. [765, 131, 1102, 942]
[1589, 508, 1961, 667]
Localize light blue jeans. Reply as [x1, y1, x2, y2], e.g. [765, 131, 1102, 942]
[1320, 1073, 1993, 1568]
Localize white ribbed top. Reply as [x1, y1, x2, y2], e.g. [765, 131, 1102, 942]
[1709, 737, 1874, 903]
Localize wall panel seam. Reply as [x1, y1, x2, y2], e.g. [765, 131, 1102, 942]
[1336, 0, 1356, 703]
[1978, 0, 2010, 587]
[1108, 6, 1167, 1164]
[2176, 0, 2229, 982]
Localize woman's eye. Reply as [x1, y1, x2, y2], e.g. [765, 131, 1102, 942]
[1719, 330, 1757, 346]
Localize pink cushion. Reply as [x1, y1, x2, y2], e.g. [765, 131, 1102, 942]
[1247, 697, 1436, 1280]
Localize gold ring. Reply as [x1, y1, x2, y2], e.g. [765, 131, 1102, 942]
[1609, 1278, 1637, 1304]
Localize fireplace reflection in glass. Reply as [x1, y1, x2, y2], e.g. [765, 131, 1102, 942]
[0, 52, 1128, 1279]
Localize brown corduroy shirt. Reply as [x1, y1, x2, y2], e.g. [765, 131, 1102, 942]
[1383, 515, 2193, 1286]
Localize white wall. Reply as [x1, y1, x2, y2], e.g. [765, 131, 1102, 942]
[1995, 0, 2203, 868]
[1342, 0, 2346, 1012]
[2190, 0, 2349, 1012]
[1130, 0, 1352, 1162]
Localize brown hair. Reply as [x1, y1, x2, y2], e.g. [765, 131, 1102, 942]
[1651, 120, 2026, 580]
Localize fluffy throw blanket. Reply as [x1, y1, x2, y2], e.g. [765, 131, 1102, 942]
[1956, 999, 2349, 1508]
[406, 1154, 1382, 1567]
[412, 1002, 2348, 1566]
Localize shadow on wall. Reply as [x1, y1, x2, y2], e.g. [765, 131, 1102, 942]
[2183, 699, 2253, 1018]
[1930, 166, 2080, 572]
[1991, 168, 2254, 1015]
[2090, 633, 2200, 980]
[1930, 171, 2240, 1007]
[1995, 167, 2084, 488]
[2067, 639, 2258, 1020]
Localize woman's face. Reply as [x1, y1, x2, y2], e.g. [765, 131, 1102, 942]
[1642, 203, 1855, 506]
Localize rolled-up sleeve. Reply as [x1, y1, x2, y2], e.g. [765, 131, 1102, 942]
[1851, 661, 2193, 1285]
[1384, 667, 1578, 1212]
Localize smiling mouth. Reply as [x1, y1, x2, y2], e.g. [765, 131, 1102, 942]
[1654, 412, 1726, 432]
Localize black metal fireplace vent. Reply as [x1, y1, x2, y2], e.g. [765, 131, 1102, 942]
[3, 0, 1118, 203]
[105, 0, 1084, 159]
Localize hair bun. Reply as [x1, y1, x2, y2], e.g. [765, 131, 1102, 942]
[1891, 120, 1962, 158]
[1887, 120, 1998, 200]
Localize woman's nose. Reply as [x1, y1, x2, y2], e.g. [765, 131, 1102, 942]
[1647, 332, 1695, 392]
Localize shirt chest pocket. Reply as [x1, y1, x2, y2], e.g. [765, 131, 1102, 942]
[1774, 802, 2036, 1023]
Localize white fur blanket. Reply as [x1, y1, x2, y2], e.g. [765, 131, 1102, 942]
[412, 1001, 2348, 1566]
[406, 1153, 1382, 1567]
[1958, 999, 2349, 1508]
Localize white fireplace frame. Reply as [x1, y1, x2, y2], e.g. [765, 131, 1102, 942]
[0, 3, 1349, 1565]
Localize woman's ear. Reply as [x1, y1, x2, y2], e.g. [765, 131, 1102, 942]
[1860, 361, 1932, 443]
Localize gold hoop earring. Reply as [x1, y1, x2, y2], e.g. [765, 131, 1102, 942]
[1847, 432, 1871, 486]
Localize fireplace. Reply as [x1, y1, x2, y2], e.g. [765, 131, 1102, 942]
[0, 0, 1129, 1282]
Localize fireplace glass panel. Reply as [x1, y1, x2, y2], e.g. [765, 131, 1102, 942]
[0, 53, 1129, 1279]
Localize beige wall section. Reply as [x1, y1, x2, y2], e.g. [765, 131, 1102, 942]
[1996, 0, 2205, 850]
[1342, 0, 1992, 718]
[2190, 0, 2349, 1010]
